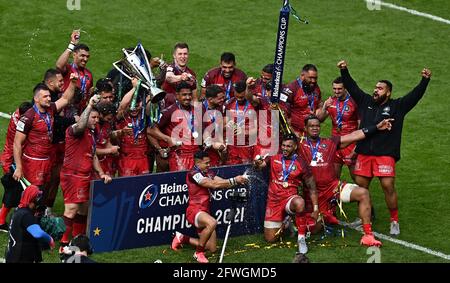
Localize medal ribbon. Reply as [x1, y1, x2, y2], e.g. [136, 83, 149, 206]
[307, 138, 321, 161]
[176, 101, 195, 134]
[336, 94, 350, 129]
[282, 154, 297, 182]
[33, 104, 52, 138]
[235, 100, 249, 126]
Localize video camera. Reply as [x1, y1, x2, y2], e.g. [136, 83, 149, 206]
[228, 189, 248, 202]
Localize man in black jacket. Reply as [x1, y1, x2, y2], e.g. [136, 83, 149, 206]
[337, 60, 431, 236]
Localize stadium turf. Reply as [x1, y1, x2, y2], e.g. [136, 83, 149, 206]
[0, 0, 449, 263]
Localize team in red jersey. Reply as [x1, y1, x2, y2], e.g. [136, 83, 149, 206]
[171, 151, 248, 263]
[202, 85, 227, 167]
[13, 79, 77, 197]
[298, 115, 394, 247]
[161, 42, 197, 105]
[224, 80, 257, 165]
[317, 77, 359, 179]
[149, 82, 203, 171]
[59, 95, 112, 247]
[56, 30, 93, 114]
[254, 134, 319, 255]
[0, 102, 32, 231]
[200, 52, 247, 102]
[282, 64, 323, 138]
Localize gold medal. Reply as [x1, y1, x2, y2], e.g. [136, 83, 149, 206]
[283, 181, 289, 188]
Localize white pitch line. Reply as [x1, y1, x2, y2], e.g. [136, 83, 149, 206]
[0, 112, 11, 119]
[340, 221, 450, 261]
[365, 0, 450, 25]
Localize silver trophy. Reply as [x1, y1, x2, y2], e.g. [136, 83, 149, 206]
[113, 43, 166, 103]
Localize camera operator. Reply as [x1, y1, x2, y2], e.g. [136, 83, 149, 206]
[171, 151, 248, 263]
[5, 185, 55, 263]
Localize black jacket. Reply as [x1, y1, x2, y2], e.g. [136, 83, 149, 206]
[341, 68, 430, 161]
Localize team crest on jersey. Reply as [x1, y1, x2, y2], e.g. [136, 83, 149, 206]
[344, 106, 350, 111]
[321, 144, 327, 148]
[382, 106, 391, 116]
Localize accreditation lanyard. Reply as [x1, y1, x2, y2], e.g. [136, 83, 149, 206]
[235, 100, 249, 126]
[282, 154, 297, 182]
[176, 101, 195, 134]
[307, 138, 321, 161]
[72, 63, 87, 95]
[336, 94, 350, 129]
[33, 104, 52, 138]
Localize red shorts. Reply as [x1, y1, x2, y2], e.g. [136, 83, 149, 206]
[334, 142, 357, 167]
[226, 145, 254, 165]
[186, 205, 209, 228]
[117, 157, 149, 176]
[60, 170, 91, 204]
[168, 152, 195, 172]
[22, 154, 51, 186]
[353, 154, 396, 177]
[50, 142, 65, 168]
[264, 194, 298, 223]
[304, 180, 341, 213]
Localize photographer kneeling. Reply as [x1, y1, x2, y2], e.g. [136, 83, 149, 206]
[171, 151, 248, 263]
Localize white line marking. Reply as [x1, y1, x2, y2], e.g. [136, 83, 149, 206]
[0, 112, 11, 119]
[340, 221, 450, 260]
[365, 0, 450, 25]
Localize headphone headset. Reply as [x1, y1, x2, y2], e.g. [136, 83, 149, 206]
[69, 235, 93, 255]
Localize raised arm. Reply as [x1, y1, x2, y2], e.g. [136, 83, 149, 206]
[116, 78, 139, 119]
[55, 72, 79, 112]
[245, 77, 261, 108]
[72, 95, 100, 136]
[337, 60, 371, 105]
[316, 96, 332, 122]
[398, 68, 431, 114]
[56, 30, 80, 73]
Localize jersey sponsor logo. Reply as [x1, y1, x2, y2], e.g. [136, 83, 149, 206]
[382, 106, 391, 117]
[138, 184, 159, 209]
[16, 120, 25, 132]
[192, 172, 205, 184]
[280, 93, 288, 102]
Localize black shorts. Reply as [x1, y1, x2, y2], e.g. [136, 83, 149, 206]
[1, 173, 23, 208]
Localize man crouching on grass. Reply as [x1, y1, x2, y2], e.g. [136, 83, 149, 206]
[171, 151, 248, 263]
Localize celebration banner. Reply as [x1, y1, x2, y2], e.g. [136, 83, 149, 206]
[87, 165, 268, 253]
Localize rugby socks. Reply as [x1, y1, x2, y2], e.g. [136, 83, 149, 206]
[61, 216, 74, 243]
[389, 208, 399, 222]
[72, 214, 87, 236]
[180, 234, 190, 244]
[295, 216, 307, 235]
[196, 244, 205, 253]
[363, 223, 373, 235]
[0, 204, 10, 224]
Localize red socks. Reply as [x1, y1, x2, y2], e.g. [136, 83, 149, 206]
[295, 215, 307, 235]
[61, 216, 73, 243]
[181, 234, 190, 244]
[72, 214, 87, 237]
[363, 224, 373, 235]
[196, 245, 205, 253]
[0, 204, 11, 225]
[390, 209, 399, 222]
